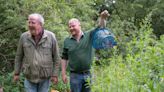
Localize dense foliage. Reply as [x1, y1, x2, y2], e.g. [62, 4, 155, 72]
[92, 15, 164, 92]
[0, 0, 163, 92]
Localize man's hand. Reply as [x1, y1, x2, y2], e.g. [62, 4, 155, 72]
[51, 76, 58, 85]
[62, 73, 68, 84]
[100, 10, 110, 19]
[98, 10, 110, 28]
[13, 75, 19, 82]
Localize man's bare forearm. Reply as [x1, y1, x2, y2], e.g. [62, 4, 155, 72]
[98, 10, 109, 28]
[61, 59, 67, 75]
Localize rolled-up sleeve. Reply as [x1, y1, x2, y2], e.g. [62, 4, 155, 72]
[61, 48, 68, 60]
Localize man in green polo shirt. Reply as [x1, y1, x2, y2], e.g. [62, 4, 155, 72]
[61, 10, 109, 92]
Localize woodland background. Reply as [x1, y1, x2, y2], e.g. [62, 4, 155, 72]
[0, 0, 163, 92]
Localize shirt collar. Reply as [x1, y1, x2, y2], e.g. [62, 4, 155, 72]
[70, 31, 84, 39]
[27, 29, 47, 39]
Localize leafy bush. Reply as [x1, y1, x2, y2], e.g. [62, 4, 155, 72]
[0, 0, 163, 92]
[0, 73, 24, 92]
[91, 14, 164, 92]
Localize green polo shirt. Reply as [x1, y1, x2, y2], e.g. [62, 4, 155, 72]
[62, 30, 95, 72]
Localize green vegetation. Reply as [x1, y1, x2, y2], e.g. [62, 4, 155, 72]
[0, 0, 163, 92]
[92, 15, 164, 92]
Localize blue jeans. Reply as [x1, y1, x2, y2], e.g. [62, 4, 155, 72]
[70, 72, 91, 92]
[24, 78, 50, 92]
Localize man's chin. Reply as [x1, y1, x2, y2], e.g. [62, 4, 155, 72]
[70, 32, 76, 36]
[30, 33, 36, 36]
[29, 30, 36, 36]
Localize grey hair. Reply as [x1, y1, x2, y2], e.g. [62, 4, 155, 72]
[28, 13, 44, 25]
[68, 18, 81, 25]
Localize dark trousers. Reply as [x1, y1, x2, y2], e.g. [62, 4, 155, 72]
[70, 71, 91, 92]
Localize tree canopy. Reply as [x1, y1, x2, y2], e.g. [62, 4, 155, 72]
[0, 0, 163, 92]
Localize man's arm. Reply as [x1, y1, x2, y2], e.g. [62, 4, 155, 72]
[61, 59, 67, 76]
[98, 10, 110, 28]
[61, 43, 69, 84]
[61, 59, 68, 84]
[51, 33, 60, 77]
[14, 35, 24, 81]
[51, 33, 61, 84]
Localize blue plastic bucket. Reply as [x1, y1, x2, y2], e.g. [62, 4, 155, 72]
[92, 28, 117, 49]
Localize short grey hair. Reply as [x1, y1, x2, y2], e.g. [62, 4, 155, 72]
[68, 18, 81, 25]
[28, 13, 44, 25]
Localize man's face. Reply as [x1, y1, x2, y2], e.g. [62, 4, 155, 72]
[68, 21, 81, 36]
[28, 16, 41, 36]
